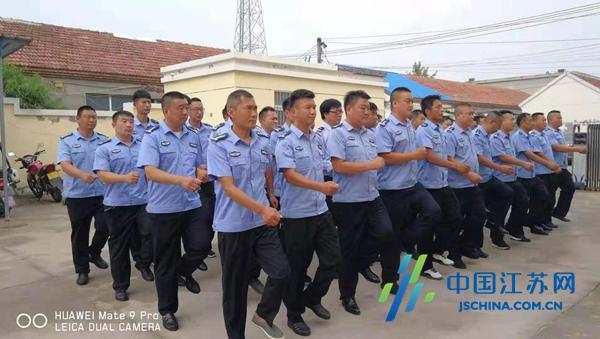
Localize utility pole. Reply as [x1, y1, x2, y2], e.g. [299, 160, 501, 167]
[316, 37, 327, 64]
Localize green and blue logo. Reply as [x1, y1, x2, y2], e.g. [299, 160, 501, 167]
[379, 254, 436, 322]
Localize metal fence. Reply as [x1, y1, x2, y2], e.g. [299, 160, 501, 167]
[586, 124, 600, 191]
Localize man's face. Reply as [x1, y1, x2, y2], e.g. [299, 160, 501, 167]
[486, 118, 502, 134]
[502, 114, 515, 132]
[456, 107, 475, 129]
[163, 98, 189, 127]
[324, 106, 343, 126]
[134, 97, 152, 115]
[260, 110, 279, 132]
[189, 101, 204, 124]
[113, 115, 134, 137]
[346, 98, 370, 127]
[549, 113, 563, 128]
[413, 114, 425, 128]
[442, 119, 453, 129]
[427, 99, 444, 123]
[292, 98, 317, 128]
[229, 96, 258, 130]
[365, 110, 379, 129]
[394, 91, 414, 118]
[77, 110, 98, 131]
[520, 116, 533, 131]
[533, 116, 546, 131]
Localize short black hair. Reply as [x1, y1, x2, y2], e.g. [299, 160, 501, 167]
[486, 111, 503, 122]
[547, 110, 561, 119]
[390, 86, 412, 104]
[112, 110, 134, 122]
[531, 112, 545, 121]
[344, 90, 371, 111]
[161, 91, 187, 109]
[133, 89, 151, 102]
[516, 113, 531, 127]
[442, 116, 454, 123]
[420, 95, 441, 116]
[319, 98, 342, 120]
[222, 105, 228, 120]
[289, 89, 315, 108]
[184, 94, 191, 105]
[190, 97, 202, 103]
[259, 106, 276, 120]
[369, 102, 378, 112]
[474, 115, 484, 123]
[226, 89, 254, 112]
[77, 105, 96, 117]
[282, 97, 292, 112]
[499, 110, 514, 115]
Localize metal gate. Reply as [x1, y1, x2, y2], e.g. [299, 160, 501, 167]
[586, 124, 600, 191]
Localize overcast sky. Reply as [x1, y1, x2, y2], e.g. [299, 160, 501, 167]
[2, 0, 599, 81]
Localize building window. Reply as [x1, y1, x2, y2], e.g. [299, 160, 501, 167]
[85, 94, 132, 111]
[274, 90, 292, 123]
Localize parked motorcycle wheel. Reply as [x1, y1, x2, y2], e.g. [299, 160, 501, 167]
[49, 187, 62, 202]
[27, 175, 43, 199]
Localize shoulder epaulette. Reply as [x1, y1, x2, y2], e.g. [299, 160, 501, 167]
[185, 125, 199, 134]
[379, 118, 389, 126]
[60, 132, 73, 139]
[150, 118, 159, 124]
[212, 122, 225, 131]
[257, 130, 270, 139]
[448, 126, 455, 131]
[317, 126, 325, 132]
[273, 126, 285, 133]
[146, 125, 160, 134]
[210, 133, 229, 142]
[97, 132, 108, 138]
[332, 123, 342, 129]
[203, 122, 213, 128]
[278, 130, 292, 139]
[421, 122, 429, 128]
[98, 138, 112, 145]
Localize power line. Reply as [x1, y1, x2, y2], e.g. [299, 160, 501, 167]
[324, 37, 600, 46]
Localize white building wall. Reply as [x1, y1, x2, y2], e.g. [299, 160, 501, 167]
[520, 74, 600, 123]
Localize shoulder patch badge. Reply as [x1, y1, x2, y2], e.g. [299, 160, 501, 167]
[210, 133, 228, 142]
[160, 140, 170, 147]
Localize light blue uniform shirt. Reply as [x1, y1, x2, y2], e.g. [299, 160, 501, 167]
[275, 125, 329, 218]
[93, 137, 147, 206]
[415, 118, 448, 189]
[545, 127, 567, 169]
[315, 125, 334, 176]
[375, 114, 418, 190]
[472, 126, 493, 183]
[133, 116, 159, 139]
[57, 130, 109, 198]
[136, 122, 205, 214]
[269, 122, 291, 197]
[445, 123, 479, 188]
[510, 129, 535, 179]
[530, 129, 555, 175]
[207, 124, 272, 232]
[326, 120, 379, 203]
[490, 130, 517, 183]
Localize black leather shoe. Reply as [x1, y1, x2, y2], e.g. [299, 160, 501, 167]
[360, 267, 381, 284]
[162, 313, 179, 331]
[530, 225, 549, 235]
[76, 273, 89, 286]
[198, 261, 208, 271]
[207, 250, 216, 258]
[449, 256, 467, 269]
[552, 214, 570, 222]
[545, 222, 559, 229]
[249, 278, 265, 294]
[139, 267, 154, 282]
[89, 255, 108, 269]
[497, 225, 509, 234]
[476, 248, 489, 258]
[177, 275, 185, 287]
[288, 320, 311, 336]
[539, 223, 554, 231]
[461, 248, 480, 259]
[304, 274, 312, 283]
[115, 289, 128, 301]
[341, 297, 361, 315]
[183, 275, 201, 294]
[306, 303, 331, 320]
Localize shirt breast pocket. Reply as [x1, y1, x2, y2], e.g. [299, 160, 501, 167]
[158, 145, 177, 165]
[346, 142, 363, 161]
[295, 152, 312, 172]
[109, 151, 126, 164]
[393, 133, 408, 150]
[70, 147, 86, 164]
[185, 145, 199, 167]
[230, 155, 249, 177]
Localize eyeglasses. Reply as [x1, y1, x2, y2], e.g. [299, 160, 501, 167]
[328, 110, 343, 115]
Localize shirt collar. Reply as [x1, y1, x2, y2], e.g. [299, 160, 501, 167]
[159, 121, 188, 138]
[74, 129, 99, 141]
[518, 128, 529, 136]
[389, 113, 408, 127]
[498, 129, 509, 139]
[475, 125, 488, 137]
[451, 122, 469, 135]
[322, 123, 332, 131]
[113, 135, 138, 146]
[227, 123, 257, 146]
[424, 118, 440, 132]
[342, 120, 365, 133]
[290, 124, 312, 139]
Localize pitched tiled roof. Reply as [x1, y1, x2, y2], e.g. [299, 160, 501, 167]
[407, 75, 530, 109]
[573, 72, 600, 90]
[0, 18, 228, 86]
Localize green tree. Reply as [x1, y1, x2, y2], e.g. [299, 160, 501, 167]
[2, 61, 63, 109]
[408, 61, 437, 78]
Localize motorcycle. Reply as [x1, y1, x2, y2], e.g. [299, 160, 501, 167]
[9, 144, 63, 202]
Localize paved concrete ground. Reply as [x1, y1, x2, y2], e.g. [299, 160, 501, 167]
[1, 191, 599, 339]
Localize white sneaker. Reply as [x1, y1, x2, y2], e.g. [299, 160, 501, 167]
[422, 268, 443, 280]
[432, 254, 454, 266]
